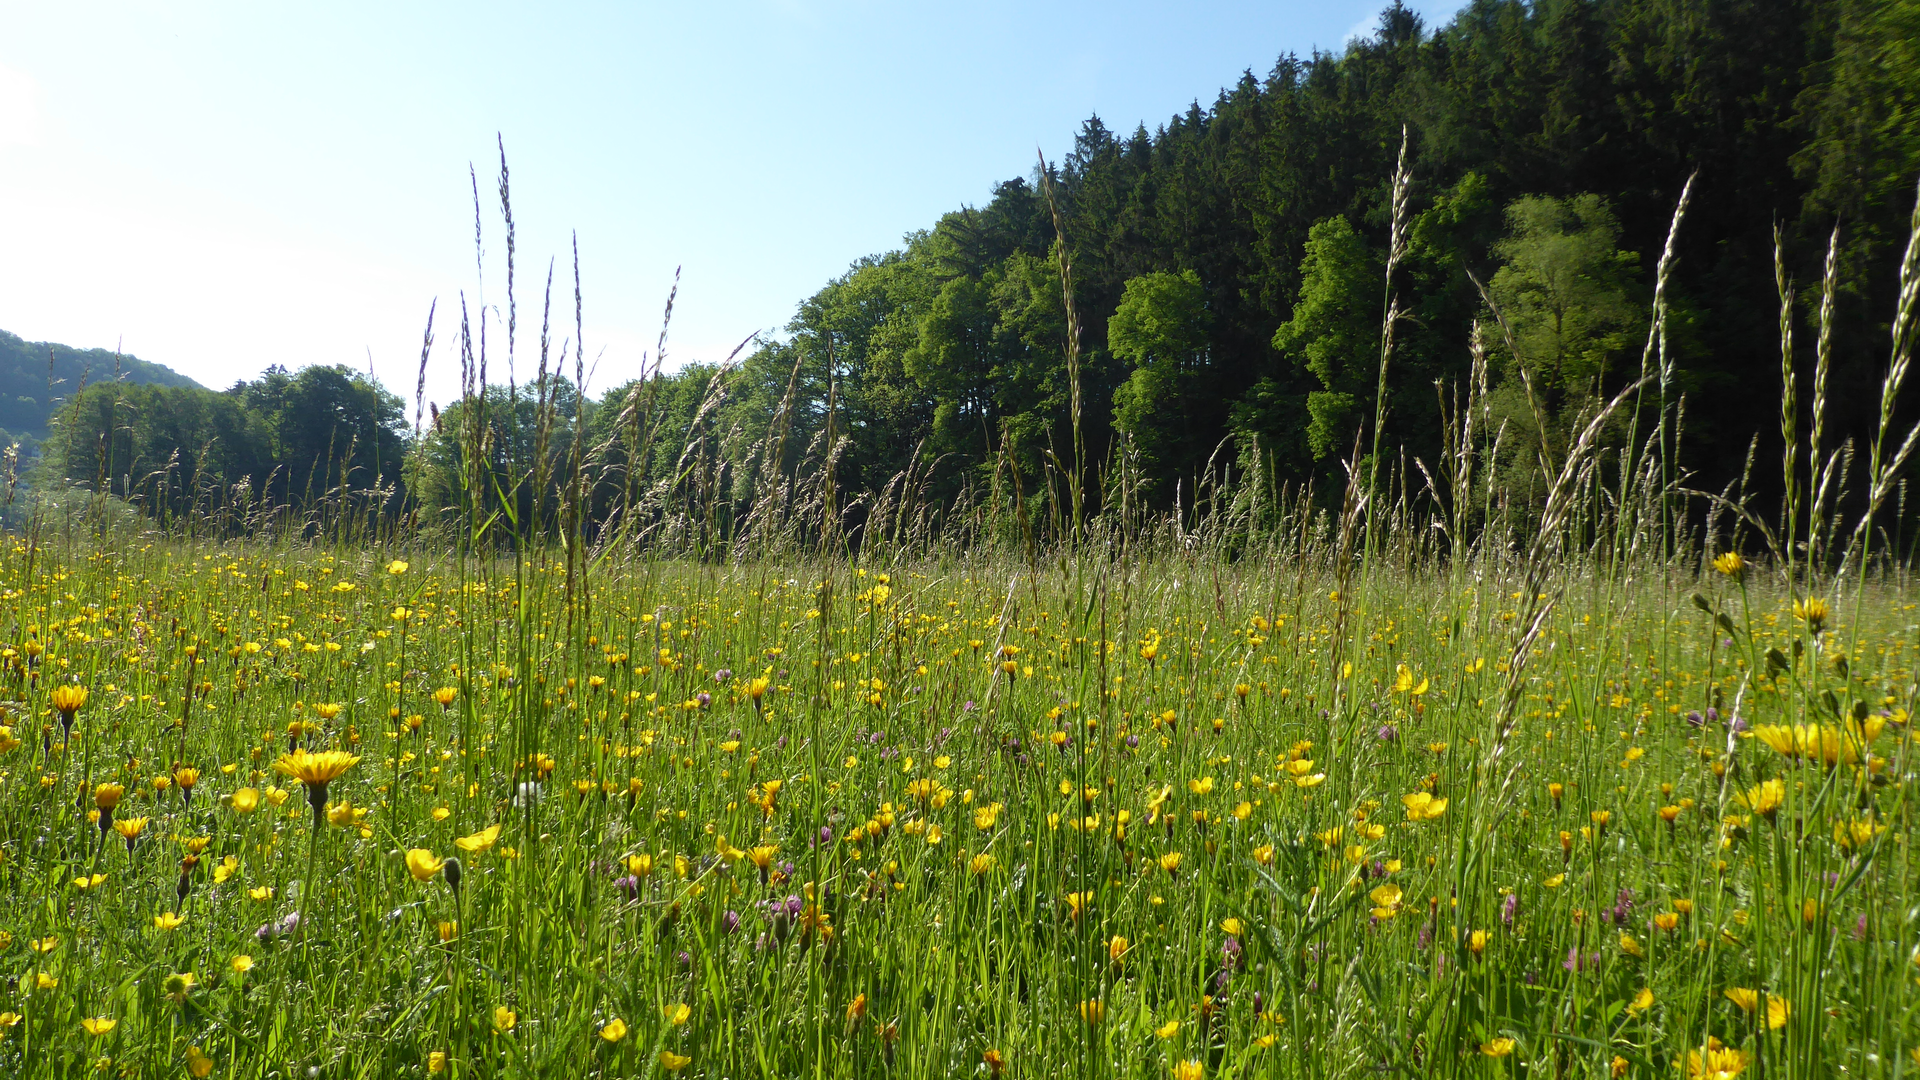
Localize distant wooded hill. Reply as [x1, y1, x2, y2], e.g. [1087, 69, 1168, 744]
[0, 329, 202, 441]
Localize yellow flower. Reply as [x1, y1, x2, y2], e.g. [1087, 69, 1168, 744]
[1738, 779, 1784, 820]
[1079, 999, 1106, 1025]
[406, 849, 446, 882]
[80, 1016, 116, 1036]
[1792, 597, 1828, 632]
[1480, 1038, 1515, 1057]
[50, 684, 88, 716]
[664, 1003, 691, 1026]
[659, 1051, 692, 1072]
[1543, 874, 1565, 888]
[112, 815, 150, 843]
[1619, 932, 1644, 958]
[94, 782, 124, 811]
[428, 1051, 448, 1074]
[231, 955, 254, 974]
[1686, 1037, 1748, 1079]
[274, 748, 359, 784]
[1158, 852, 1183, 876]
[165, 971, 197, 1002]
[387, 559, 409, 575]
[1628, 987, 1653, 1014]
[455, 824, 502, 853]
[154, 912, 185, 931]
[1712, 552, 1745, 579]
[599, 1017, 628, 1043]
[433, 686, 458, 708]
[969, 852, 997, 876]
[492, 1006, 517, 1033]
[1766, 996, 1790, 1030]
[1402, 791, 1448, 822]
[1156, 1019, 1181, 1039]
[1173, 1060, 1204, 1080]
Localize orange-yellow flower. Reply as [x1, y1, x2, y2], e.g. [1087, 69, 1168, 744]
[50, 684, 88, 717]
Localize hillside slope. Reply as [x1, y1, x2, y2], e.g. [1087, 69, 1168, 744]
[0, 329, 202, 440]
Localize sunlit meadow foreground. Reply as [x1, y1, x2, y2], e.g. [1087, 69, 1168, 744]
[0, 533, 1914, 1078]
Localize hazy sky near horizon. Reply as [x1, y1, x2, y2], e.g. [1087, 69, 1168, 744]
[0, 1, 1467, 407]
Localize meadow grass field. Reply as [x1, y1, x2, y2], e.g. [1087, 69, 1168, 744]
[0, 518, 1913, 1079]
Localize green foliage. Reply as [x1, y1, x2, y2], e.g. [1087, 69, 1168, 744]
[1110, 269, 1210, 477]
[1270, 218, 1380, 459]
[1487, 194, 1646, 394]
[45, 365, 406, 523]
[0, 329, 200, 435]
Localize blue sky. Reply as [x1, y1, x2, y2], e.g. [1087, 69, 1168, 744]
[0, 1, 1467, 406]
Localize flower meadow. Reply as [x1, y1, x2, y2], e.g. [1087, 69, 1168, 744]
[0, 534, 1915, 1079]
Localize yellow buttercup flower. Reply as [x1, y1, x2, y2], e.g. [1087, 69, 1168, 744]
[406, 849, 446, 882]
[154, 912, 185, 931]
[1480, 1038, 1515, 1057]
[1402, 791, 1448, 822]
[1712, 551, 1744, 579]
[455, 824, 502, 853]
[599, 1017, 628, 1043]
[659, 1051, 692, 1072]
[80, 1016, 116, 1036]
[492, 1006, 517, 1033]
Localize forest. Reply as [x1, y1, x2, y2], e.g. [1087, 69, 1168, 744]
[39, 0, 1920, 543]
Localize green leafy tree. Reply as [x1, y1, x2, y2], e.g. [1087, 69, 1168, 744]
[1109, 269, 1211, 480]
[1487, 194, 1644, 399]
[1270, 217, 1379, 460]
